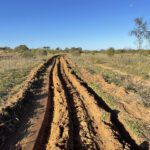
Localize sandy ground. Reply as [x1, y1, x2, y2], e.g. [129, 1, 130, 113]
[1, 55, 149, 150]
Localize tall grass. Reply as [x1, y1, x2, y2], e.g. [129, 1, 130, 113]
[0, 54, 51, 102]
[69, 53, 150, 106]
[70, 53, 150, 79]
[69, 52, 150, 141]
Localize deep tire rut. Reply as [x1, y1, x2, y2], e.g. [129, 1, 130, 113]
[58, 59, 98, 149]
[4, 55, 144, 150]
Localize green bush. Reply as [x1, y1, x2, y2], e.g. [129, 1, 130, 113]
[106, 47, 115, 56]
[15, 45, 30, 53]
[21, 51, 34, 58]
[68, 47, 82, 56]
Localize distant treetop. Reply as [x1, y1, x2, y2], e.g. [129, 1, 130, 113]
[15, 45, 30, 52]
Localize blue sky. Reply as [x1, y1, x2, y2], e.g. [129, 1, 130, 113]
[0, 0, 149, 49]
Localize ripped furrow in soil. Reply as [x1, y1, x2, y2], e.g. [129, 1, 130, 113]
[58, 58, 99, 149]
[1, 56, 57, 150]
[33, 56, 57, 150]
[60, 57, 124, 150]
[61, 56, 142, 150]
[46, 58, 72, 150]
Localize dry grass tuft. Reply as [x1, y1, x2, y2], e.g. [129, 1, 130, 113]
[0, 53, 51, 102]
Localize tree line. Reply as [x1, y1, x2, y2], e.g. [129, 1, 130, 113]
[0, 17, 150, 54]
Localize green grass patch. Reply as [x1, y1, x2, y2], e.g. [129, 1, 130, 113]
[0, 53, 52, 102]
[125, 118, 149, 141]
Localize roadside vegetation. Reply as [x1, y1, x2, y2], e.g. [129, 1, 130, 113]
[68, 50, 150, 144]
[0, 46, 52, 103]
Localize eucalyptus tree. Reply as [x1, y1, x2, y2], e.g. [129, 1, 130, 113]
[130, 17, 150, 49]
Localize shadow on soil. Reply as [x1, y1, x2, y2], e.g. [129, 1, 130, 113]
[0, 56, 56, 149]
[65, 58, 149, 150]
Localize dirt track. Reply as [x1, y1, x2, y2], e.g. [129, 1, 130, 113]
[2, 55, 147, 149]
[32, 55, 144, 150]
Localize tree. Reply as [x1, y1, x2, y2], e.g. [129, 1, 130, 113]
[0, 47, 11, 51]
[43, 46, 50, 50]
[55, 47, 61, 51]
[15, 45, 30, 52]
[106, 47, 115, 56]
[130, 17, 150, 49]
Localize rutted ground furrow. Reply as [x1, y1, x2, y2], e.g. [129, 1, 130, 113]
[46, 59, 72, 149]
[60, 56, 141, 149]
[58, 59, 99, 149]
[3, 55, 145, 150]
[60, 57, 124, 150]
[25, 55, 143, 150]
[33, 56, 57, 150]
